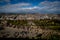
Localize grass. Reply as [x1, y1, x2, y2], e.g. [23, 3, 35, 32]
[0, 19, 60, 30]
[7, 20, 28, 26]
[48, 26, 60, 30]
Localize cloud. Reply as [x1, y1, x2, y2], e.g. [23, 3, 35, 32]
[4, 0, 10, 2]
[21, 6, 39, 10]
[0, 3, 31, 13]
[0, 1, 60, 13]
[38, 1, 60, 13]
[18, 6, 40, 13]
[0, 0, 11, 5]
[0, 0, 10, 2]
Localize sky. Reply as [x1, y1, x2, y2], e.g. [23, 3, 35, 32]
[0, 0, 60, 14]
